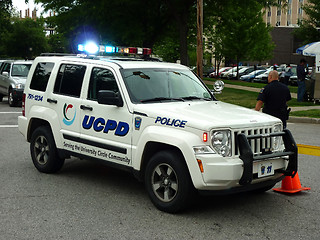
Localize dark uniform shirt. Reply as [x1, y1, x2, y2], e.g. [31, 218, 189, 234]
[257, 80, 291, 126]
[297, 64, 307, 81]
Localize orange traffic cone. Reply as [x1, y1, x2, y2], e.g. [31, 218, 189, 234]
[273, 172, 311, 193]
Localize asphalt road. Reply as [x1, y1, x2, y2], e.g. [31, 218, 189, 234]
[0, 100, 319, 240]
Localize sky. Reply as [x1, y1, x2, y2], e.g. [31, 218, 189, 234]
[12, 0, 44, 17]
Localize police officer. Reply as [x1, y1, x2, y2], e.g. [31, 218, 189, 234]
[255, 70, 291, 128]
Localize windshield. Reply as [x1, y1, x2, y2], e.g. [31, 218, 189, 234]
[121, 68, 214, 103]
[11, 64, 32, 77]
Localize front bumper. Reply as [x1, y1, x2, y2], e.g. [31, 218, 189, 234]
[12, 88, 24, 101]
[237, 129, 297, 185]
[194, 129, 297, 191]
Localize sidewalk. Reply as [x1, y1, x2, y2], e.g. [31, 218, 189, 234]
[224, 83, 298, 99]
[204, 80, 320, 124]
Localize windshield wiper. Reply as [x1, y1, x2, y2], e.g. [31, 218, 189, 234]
[182, 96, 211, 101]
[141, 97, 185, 103]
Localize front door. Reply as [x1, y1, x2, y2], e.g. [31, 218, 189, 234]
[79, 66, 132, 167]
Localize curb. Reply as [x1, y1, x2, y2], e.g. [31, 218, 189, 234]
[288, 116, 320, 124]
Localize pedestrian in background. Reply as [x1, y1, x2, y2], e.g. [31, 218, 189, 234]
[297, 58, 307, 102]
[284, 64, 293, 85]
[255, 70, 291, 128]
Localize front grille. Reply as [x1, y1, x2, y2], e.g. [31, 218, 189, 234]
[234, 127, 276, 156]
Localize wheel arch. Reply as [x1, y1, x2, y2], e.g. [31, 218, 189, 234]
[139, 141, 184, 181]
[132, 126, 204, 187]
[27, 118, 51, 142]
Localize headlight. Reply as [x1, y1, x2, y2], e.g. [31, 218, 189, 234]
[211, 130, 231, 157]
[15, 84, 23, 89]
[272, 124, 282, 151]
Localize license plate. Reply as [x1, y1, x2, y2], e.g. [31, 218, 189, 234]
[258, 162, 274, 178]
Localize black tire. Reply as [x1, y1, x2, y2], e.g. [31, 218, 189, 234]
[8, 89, 17, 107]
[144, 150, 195, 213]
[0, 94, 3, 102]
[30, 126, 65, 173]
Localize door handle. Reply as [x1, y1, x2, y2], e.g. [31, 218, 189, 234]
[47, 98, 57, 104]
[80, 105, 93, 111]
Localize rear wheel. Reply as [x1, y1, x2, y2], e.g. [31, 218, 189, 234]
[0, 94, 3, 102]
[145, 150, 195, 213]
[30, 126, 65, 173]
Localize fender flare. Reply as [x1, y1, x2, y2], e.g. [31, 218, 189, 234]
[132, 126, 205, 188]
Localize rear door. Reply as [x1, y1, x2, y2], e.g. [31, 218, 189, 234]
[46, 62, 87, 152]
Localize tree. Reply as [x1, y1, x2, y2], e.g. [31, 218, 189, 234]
[206, 0, 274, 78]
[35, 0, 279, 66]
[294, 0, 320, 43]
[0, 0, 13, 56]
[2, 17, 49, 59]
[36, 0, 197, 65]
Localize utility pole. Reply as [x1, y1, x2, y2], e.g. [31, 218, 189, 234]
[197, 0, 203, 78]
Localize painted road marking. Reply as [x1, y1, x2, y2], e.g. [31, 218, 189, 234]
[0, 125, 18, 128]
[297, 144, 320, 157]
[0, 112, 21, 114]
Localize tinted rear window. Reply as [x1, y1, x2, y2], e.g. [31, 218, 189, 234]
[53, 64, 86, 97]
[30, 62, 55, 91]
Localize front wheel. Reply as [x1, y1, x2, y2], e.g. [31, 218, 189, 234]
[145, 150, 195, 213]
[30, 126, 65, 173]
[8, 89, 17, 107]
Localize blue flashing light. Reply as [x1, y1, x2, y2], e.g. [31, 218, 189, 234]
[105, 46, 116, 53]
[99, 45, 106, 53]
[84, 42, 99, 54]
[78, 44, 84, 51]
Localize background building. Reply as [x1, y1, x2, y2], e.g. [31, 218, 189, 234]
[263, 0, 314, 66]
[264, 0, 307, 27]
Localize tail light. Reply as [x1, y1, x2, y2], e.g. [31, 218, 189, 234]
[22, 93, 26, 116]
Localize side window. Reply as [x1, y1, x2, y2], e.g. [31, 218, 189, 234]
[1, 63, 11, 74]
[88, 67, 119, 101]
[54, 64, 86, 98]
[30, 62, 55, 91]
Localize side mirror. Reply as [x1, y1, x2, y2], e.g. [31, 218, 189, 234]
[211, 80, 225, 94]
[97, 90, 123, 107]
[2, 72, 9, 76]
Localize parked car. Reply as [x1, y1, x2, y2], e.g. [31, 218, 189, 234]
[0, 60, 33, 106]
[227, 67, 251, 79]
[240, 69, 266, 82]
[209, 67, 231, 78]
[253, 67, 285, 83]
[220, 66, 245, 78]
[227, 66, 265, 80]
[203, 66, 215, 77]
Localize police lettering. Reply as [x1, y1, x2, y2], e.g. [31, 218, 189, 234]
[155, 116, 187, 128]
[82, 115, 129, 136]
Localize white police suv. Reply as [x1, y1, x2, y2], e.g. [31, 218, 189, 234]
[18, 52, 297, 213]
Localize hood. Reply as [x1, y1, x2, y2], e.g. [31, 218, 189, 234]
[11, 76, 27, 84]
[133, 100, 280, 130]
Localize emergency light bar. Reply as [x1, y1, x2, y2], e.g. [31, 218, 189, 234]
[78, 43, 151, 55]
